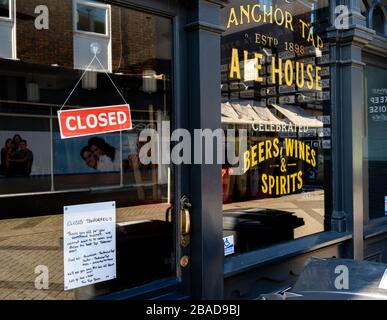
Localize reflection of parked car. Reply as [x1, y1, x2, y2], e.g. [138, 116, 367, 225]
[259, 257, 387, 300]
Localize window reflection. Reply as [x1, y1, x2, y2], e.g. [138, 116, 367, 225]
[0, 2, 173, 300]
[372, 7, 385, 35]
[221, 0, 331, 254]
[0, 0, 9, 18]
[76, 3, 107, 35]
[365, 65, 387, 220]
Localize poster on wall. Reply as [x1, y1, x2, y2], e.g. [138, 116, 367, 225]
[63, 201, 116, 291]
[53, 133, 121, 174]
[0, 131, 51, 177]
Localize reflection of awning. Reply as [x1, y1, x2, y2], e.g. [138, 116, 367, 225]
[221, 102, 252, 125]
[252, 106, 284, 125]
[221, 102, 323, 128]
[271, 104, 323, 128]
[232, 103, 262, 122]
[221, 102, 239, 119]
[221, 102, 285, 125]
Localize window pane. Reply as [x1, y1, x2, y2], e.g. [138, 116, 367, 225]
[0, 0, 9, 18]
[0, 3, 173, 300]
[365, 65, 387, 220]
[361, 0, 368, 16]
[372, 7, 385, 35]
[221, 0, 331, 255]
[77, 4, 106, 34]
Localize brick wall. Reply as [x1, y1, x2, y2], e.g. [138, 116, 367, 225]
[111, 7, 156, 74]
[16, 1, 157, 72]
[16, 0, 73, 68]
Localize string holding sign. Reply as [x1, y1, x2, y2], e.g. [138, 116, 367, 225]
[57, 43, 132, 139]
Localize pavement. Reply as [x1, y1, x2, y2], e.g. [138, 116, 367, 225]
[0, 191, 323, 300]
[224, 189, 325, 239]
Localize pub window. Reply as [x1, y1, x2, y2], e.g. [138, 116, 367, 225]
[365, 64, 387, 220]
[0, 2, 173, 300]
[372, 6, 385, 35]
[0, 0, 15, 59]
[221, 0, 332, 256]
[73, 0, 111, 72]
[361, 0, 369, 17]
[0, 0, 10, 18]
[75, 0, 108, 35]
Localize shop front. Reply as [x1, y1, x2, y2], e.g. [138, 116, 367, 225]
[0, 0, 386, 300]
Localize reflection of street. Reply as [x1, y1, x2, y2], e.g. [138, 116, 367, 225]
[223, 190, 324, 239]
[0, 203, 169, 300]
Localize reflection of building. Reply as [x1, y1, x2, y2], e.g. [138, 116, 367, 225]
[0, 1, 172, 207]
[219, 0, 387, 301]
[221, 101, 325, 205]
[0, 0, 386, 303]
[15, 0, 161, 72]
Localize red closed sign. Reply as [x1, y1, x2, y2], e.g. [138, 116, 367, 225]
[58, 104, 132, 139]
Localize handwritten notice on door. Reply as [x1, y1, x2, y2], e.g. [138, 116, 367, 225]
[64, 201, 116, 291]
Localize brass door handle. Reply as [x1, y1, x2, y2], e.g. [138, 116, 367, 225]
[165, 206, 172, 223]
[180, 208, 190, 236]
[179, 196, 191, 247]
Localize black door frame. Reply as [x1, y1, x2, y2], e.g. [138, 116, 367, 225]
[98, 0, 225, 300]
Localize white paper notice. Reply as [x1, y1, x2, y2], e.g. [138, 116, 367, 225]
[64, 201, 116, 291]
